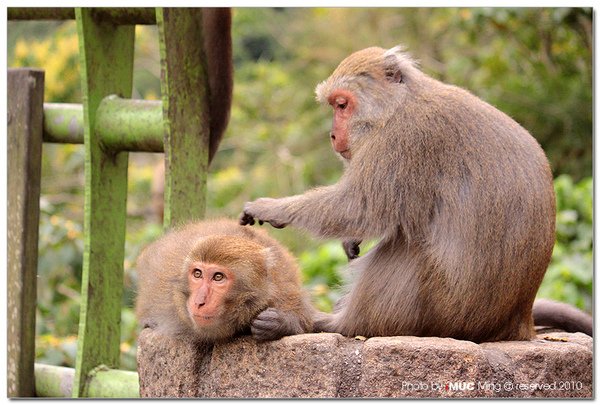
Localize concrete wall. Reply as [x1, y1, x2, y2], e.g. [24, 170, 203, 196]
[137, 328, 592, 398]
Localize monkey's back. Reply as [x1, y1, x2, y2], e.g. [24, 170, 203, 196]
[404, 78, 555, 341]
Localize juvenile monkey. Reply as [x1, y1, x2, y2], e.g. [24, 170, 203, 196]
[240, 46, 569, 342]
[135, 219, 313, 342]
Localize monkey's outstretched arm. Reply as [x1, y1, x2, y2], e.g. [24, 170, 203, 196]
[240, 186, 333, 230]
[241, 156, 408, 241]
[240, 183, 384, 240]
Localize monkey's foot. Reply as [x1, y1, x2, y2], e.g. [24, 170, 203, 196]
[251, 308, 303, 342]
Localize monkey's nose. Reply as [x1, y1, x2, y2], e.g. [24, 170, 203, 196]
[195, 295, 206, 307]
[330, 132, 336, 141]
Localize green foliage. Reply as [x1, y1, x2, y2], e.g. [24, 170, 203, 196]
[37, 144, 85, 339]
[10, 21, 80, 102]
[299, 242, 346, 312]
[231, 8, 292, 64]
[448, 8, 592, 180]
[537, 175, 592, 311]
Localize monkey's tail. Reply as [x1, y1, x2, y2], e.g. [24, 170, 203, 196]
[533, 298, 593, 337]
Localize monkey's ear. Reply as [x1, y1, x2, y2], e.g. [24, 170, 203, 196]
[383, 54, 402, 84]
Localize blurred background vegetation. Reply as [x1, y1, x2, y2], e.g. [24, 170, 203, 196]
[8, 8, 592, 371]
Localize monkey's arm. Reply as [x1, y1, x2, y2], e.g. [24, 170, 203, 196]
[240, 182, 392, 240]
[239, 187, 340, 231]
[241, 195, 363, 260]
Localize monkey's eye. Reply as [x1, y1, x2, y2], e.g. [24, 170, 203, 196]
[213, 272, 225, 282]
[192, 269, 202, 278]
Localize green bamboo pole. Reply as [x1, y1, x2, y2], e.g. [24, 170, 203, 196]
[34, 363, 139, 398]
[34, 364, 74, 397]
[95, 96, 163, 152]
[156, 8, 211, 228]
[43, 100, 164, 152]
[72, 8, 134, 398]
[43, 103, 84, 144]
[85, 366, 140, 398]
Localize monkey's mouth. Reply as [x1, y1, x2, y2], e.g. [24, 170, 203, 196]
[340, 149, 352, 159]
[192, 314, 217, 326]
[194, 314, 216, 320]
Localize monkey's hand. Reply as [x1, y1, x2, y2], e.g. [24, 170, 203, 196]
[239, 198, 289, 229]
[251, 307, 303, 341]
[342, 239, 362, 261]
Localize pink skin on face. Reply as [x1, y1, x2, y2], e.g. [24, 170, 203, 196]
[328, 89, 356, 160]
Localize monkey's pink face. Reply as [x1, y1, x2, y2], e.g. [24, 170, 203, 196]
[328, 89, 356, 160]
[186, 261, 234, 327]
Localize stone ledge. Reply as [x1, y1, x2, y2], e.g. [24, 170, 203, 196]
[137, 329, 592, 398]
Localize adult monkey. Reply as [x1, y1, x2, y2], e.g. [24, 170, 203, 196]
[240, 46, 591, 342]
[152, 8, 233, 222]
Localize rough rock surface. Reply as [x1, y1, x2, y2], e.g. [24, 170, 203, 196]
[137, 329, 592, 398]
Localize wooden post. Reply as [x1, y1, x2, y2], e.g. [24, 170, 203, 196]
[7, 68, 45, 397]
[72, 8, 135, 397]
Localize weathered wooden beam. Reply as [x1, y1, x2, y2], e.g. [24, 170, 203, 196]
[92, 8, 156, 25]
[8, 7, 75, 20]
[7, 68, 44, 398]
[156, 8, 210, 228]
[8, 7, 156, 24]
[72, 8, 135, 398]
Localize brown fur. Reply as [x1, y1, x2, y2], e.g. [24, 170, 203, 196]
[202, 8, 233, 163]
[135, 218, 313, 342]
[533, 299, 592, 337]
[240, 46, 557, 343]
